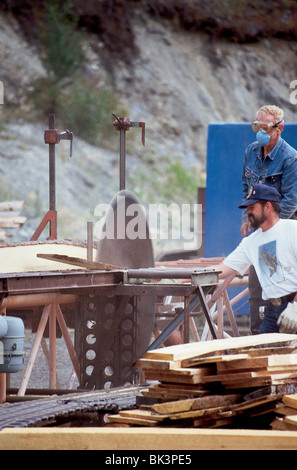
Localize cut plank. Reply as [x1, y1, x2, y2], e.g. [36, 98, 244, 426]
[275, 406, 297, 416]
[151, 394, 241, 415]
[37, 253, 123, 271]
[232, 395, 280, 412]
[216, 354, 297, 372]
[0, 215, 26, 228]
[135, 358, 182, 371]
[203, 370, 297, 385]
[143, 366, 214, 384]
[168, 405, 233, 421]
[106, 414, 159, 426]
[270, 417, 297, 431]
[142, 334, 297, 363]
[0, 201, 24, 212]
[284, 415, 297, 427]
[118, 409, 169, 422]
[140, 382, 208, 400]
[225, 377, 297, 389]
[282, 394, 297, 410]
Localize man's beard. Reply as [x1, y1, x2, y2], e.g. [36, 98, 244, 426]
[248, 207, 266, 230]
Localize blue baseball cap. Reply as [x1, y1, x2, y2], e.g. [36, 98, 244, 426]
[238, 184, 281, 208]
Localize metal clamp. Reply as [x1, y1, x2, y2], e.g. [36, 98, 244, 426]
[112, 113, 145, 146]
[44, 129, 73, 157]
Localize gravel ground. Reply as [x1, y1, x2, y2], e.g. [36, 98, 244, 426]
[9, 328, 80, 392]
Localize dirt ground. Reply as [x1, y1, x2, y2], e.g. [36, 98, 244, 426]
[8, 328, 80, 392]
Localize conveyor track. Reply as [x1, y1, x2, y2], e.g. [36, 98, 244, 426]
[0, 386, 142, 430]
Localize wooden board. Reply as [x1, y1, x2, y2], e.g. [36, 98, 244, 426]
[1, 428, 297, 450]
[143, 366, 214, 384]
[37, 253, 123, 270]
[141, 334, 297, 363]
[0, 241, 97, 273]
[0, 215, 26, 228]
[151, 394, 241, 415]
[216, 354, 297, 372]
[282, 394, 297, 410]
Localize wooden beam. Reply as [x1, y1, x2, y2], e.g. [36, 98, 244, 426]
[37, 253, 123, 270]
[0, 428, 297, 450]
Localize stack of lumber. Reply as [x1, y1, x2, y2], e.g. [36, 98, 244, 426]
[106, 334, 297, 429]
[0, 201, 26, 241]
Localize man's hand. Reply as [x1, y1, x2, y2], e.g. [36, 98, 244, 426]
[240, 221, 251, 238]
[277, 302, 297, 334]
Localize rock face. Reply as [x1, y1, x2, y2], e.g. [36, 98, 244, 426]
[0, 2, 297, 251]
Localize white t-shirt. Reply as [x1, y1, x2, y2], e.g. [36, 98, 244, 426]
[223, 219, 297, 300]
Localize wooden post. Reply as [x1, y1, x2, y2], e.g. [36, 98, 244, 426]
[0, 307, 7, 403]
[49, 304, 57, 389]
[0, 374, 6, 404]
[55, 304, 80, 379]
[18, 304, 51, 396]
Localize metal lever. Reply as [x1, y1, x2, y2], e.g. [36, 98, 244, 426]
[59, 130, 74, 157]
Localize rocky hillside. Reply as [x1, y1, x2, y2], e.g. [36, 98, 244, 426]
[0, 1, 297, 255]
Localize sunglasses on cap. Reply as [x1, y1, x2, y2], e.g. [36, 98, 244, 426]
[251, 119, 283, 134]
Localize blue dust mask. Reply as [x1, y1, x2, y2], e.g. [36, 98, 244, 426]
[256, 130, 271, 146]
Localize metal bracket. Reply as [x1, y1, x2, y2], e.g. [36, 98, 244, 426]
[112, 113, 145, 146]
[44, 129, 73, 157]
[30, 210, 57, 241]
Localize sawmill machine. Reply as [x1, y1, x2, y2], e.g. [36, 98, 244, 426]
[0, 114, 219, 393]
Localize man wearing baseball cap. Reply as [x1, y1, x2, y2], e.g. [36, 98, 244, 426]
[216, 184, 297, 334]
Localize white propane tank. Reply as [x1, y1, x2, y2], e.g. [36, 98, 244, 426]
[0, 316, 24, 373]
[0, 315, 8, 338]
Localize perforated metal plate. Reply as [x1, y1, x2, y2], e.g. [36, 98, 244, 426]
[78, 191, 156, 390]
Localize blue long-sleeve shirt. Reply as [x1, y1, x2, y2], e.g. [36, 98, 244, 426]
[241, 137, 297, 221]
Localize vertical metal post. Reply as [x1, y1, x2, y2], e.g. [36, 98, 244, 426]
[120, 129, 126, 190]
[49, 114, 56, 212]
[112, 113, 145, 192]
[183, 296, 190, 343]
[87, 221, 93, 262]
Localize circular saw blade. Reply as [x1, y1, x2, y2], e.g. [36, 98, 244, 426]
[96, 190, 155, 359]
[96, 190, 154, 269]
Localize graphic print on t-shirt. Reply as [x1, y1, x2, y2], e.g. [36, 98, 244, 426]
[258, 240, 284, 287]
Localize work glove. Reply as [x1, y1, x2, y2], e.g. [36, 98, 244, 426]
[277, 302, 297, 334]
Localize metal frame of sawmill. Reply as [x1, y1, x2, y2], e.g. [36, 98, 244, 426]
[0, 266, 248, 402]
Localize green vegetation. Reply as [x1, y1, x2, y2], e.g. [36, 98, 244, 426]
[130, 159, 204, 205]
[38, 0, 84, 83]
[29, 0, 124, 147]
